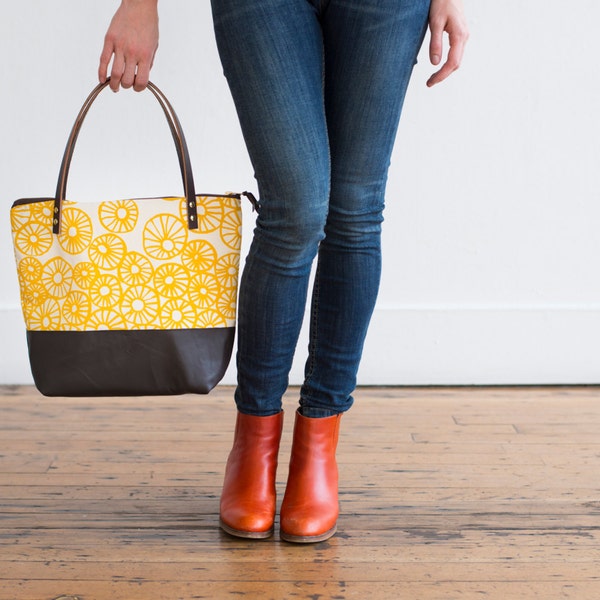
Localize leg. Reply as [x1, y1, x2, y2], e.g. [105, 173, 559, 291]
[211, 0, 330, 417]
[281, 0, 430, 544]
[211, 0, 329, 539]
[299, 0, 431, 417]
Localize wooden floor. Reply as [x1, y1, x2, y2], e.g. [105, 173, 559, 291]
[1, 386, 600, 599]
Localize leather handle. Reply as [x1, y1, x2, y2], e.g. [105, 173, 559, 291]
[52, 79, 198, 234]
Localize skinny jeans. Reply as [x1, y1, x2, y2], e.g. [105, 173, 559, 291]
[211, 0, 430, 417]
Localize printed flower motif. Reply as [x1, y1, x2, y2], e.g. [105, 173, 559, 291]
[215, 253, 240, 290]
[73, 262, 100, 290]
[217, 288, 238, 321]
[14, 222, 53, 257]
[192, 196, 225, 234]
[17, 257, 42, 284]
[220, 207, 242, 250]
[29, 200, 55, 224]
[62, 291, 91, 327]
[188, 273, 219, 308]
[160, 298, 196, 329]
[99, 199, 139, 233]
[11, 201, 54, 231]
[89, 274, 122, 309]
[154, 263, 189, 299]
[117, 252, 152, 286]
[119, 252, 154, 286]
[181, 240, 217, 274]
[58, 208, 93, 255]
[11, 204, 35, 231]
[121, 285, 159, 326]
[88, 234, 127, 270]
[21, 282, 48, 308]
[41, 257, 73, 299]
[13, 195, 243, 333]
[87, 309, 126, 331]
[196, 309, 227, 328]
[27, 298, 61, 331]
[143, 214, 187, 261]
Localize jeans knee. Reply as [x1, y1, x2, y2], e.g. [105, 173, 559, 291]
[323, 205, 383, 251]
[250, 195, 328, 272]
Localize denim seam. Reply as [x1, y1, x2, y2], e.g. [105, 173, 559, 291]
[303, 21, 331, 404]
[303, 39, 331, 398]
[304, 259, 321, 389]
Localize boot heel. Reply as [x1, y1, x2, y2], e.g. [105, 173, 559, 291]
[280, 524, 337, 544]
[219, 518, 274, 540]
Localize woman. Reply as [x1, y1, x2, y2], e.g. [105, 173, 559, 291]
[100, 0, 468, 543]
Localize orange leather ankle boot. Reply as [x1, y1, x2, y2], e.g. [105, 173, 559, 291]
[219, 411, 284, 539]
[280, 410, 342, 543]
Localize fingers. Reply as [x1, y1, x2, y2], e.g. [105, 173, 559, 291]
[426, 27, 468, 87]
[119, 47, 156, 91]
[133, 60, 152, 92]
[98, 39, 113, 84]
[98, 53, 151, 94]
[426, 1, 469, 87]
[98, 29, 125, 92]
[121, 57, 137, 90]
[99, 49, 153, 93]
[428, 21, 443, 68]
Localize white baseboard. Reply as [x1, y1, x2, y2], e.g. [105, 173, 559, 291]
[2, 306, 599, 386]
[356, 305, 600, 385]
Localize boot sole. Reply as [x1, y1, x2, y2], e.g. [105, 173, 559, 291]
[219, 519, 274, 539]
[280, 524, 337, 544]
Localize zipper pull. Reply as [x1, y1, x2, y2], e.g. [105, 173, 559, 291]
[241, 191, 260, 212]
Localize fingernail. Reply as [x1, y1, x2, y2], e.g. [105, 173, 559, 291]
[432, 54, 440, 64]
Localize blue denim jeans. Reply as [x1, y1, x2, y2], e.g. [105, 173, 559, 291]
[211, 0, 430, 417]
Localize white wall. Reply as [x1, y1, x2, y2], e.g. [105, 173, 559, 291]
[2, 1, 599, 386]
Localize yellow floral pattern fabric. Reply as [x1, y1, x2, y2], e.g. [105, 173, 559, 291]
[11, 196, 242, 331]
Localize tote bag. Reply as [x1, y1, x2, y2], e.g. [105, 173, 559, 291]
[10, 80, 257, 397]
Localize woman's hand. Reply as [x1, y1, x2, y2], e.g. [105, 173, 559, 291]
[427, 0, 469, 87]
[98, 0, 159, 92]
